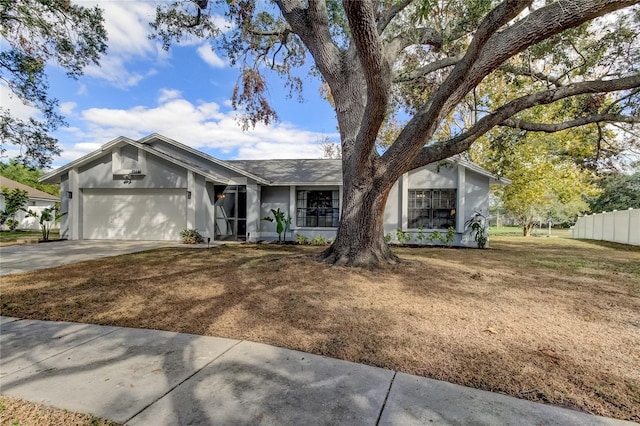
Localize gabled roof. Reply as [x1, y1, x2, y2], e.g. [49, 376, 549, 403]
[40, 135, 267, 185]
[0, 177, 58, 201]
[227, 159, 342, 185]
[40, 133, 506, 186]
[139, 133, 270, 185]
[448, 155, 510, 185]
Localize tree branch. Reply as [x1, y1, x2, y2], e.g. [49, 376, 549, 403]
[409, 74, 640, 170]
[603, 87, 640, 113]
[393, 55, 462, 83]
[383, 0, 532, 172]
[501, 114, 640, 132]
[275, 0, 343, 82]
[384, 26, 443, 64]
[343, 0, 392, 167]
[459, 0, 639, 105]
[376, 0, 413, 34]
[500, 63, 564, 87]
[247, 28, 291, 37]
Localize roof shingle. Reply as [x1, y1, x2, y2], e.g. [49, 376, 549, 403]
[0, 177, 58, 201]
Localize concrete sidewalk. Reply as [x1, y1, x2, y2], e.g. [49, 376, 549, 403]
[0, 317, 634, 425]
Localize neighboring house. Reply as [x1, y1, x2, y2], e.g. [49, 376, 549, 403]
[0, 177, 59, 230]
[40, 133, 506, 246]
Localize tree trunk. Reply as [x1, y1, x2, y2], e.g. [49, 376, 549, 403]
[321, 176, 398, 267]
[523, 224, 533, 237]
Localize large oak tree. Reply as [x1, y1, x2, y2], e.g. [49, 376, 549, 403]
[153, 0, 640, 266]
[0, 0, 107, 167]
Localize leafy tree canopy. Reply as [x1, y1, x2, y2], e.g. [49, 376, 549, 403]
[588, 165, 640, 212]
[0, 160, 59, 196]
[471, 127, 600, 235]
[152, 0, 640, 265]
[0, 0, 107, 167]
[0, 186, 29, 229]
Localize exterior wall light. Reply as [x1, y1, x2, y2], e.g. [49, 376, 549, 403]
[67, 191, 73, 199]
[187, 191, 192, 200]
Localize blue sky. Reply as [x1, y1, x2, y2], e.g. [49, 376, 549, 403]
[1, 1, 340, 169]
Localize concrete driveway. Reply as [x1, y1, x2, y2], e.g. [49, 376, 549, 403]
[0, 240, 176, 276]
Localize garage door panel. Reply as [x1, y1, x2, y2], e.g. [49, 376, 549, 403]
[83, 189, 186, 241]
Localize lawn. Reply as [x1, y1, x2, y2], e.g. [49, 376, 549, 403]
[0, 395, 118, 426]
[0, 229, 60, 246]
[489, 225, 572, 238]
[1, 236, 638, 421]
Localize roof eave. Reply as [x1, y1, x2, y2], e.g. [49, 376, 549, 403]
[139, 133, 271, 185]
[40, 136, 134, 183]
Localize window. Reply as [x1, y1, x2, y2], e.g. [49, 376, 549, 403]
[408, 189, 456, 229]
[296, 190, 339, 227]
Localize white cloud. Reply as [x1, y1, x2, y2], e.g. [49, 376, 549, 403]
[197, 45, 226, 68]
[74, 1, 164, 88]
[158, 89, 182, 103]
[52, 90, 335, 163]
[236, 142, 323, 160]
[76, 84, 88, 96]
[59, 102, 77, 115]
[0, 86, 40, 121]
[97, 2, 158, 57]
[84, 55, 145, 89]
[71, 2, 234, 88]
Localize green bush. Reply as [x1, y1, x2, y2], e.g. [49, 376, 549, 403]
[296, 234, 309, 245]
[396, 228, 411, 244]
[465, 212, 488, 249]
[180, 229, 205, 244]
[427, 227, 456, 246]
[311, 236, 327, 245]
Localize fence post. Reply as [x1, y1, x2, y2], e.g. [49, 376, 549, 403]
[629, 208, 633, 245]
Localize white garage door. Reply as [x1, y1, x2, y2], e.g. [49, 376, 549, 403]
[83, 189, 187, 241]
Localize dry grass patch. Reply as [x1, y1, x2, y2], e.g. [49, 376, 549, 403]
[0, 395, 118, 426]
[1, 237, 639, 421]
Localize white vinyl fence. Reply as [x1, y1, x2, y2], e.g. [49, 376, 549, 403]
[572, 208, 640, 246]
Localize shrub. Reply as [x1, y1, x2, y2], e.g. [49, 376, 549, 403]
[311, 236, 327, 245]
[396, 228, 411, 244]
[261, 208, 292, 242]
[1, 187, 29, 229]
[428, 231, 443, 245]
[427, 227, 456, 246]
[5, 218, 19, 231]
[24, 206, 66, 241]
[296, 234, 309, 245]
[465, 212, 488, 249]
[180, 229, 204, 244]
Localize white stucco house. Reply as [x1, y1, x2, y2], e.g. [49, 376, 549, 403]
[40, 133, 505, 246]
[1, 177, 59, 230]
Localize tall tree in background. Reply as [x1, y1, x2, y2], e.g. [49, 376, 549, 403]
[589, 164, 640, 212]
[0, 0, 107, 168]
[471, 128, 600, 236]
[153, 0, 640, 266]
[0, 160, 59, 196]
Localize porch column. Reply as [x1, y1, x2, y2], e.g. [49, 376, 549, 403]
[246, 182, 259, 242]
[59, 178, 70, 239]
[401, 173, 408, 230]
[456, 165, 466, 233]
[69, 168, 81, 239]
[187, 171, 195, 229]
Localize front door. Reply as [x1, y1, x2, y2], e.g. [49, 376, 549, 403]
[214, 185, 247, 241]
